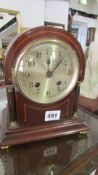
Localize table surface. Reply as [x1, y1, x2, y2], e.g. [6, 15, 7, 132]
[0, 108, 98, 175]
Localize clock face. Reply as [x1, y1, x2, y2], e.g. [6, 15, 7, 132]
[13, 39, 79, 104]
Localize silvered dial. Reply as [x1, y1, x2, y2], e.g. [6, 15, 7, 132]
[14, 39, 79, 104]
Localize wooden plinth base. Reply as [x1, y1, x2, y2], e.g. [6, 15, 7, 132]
[0, 118, 88, 147]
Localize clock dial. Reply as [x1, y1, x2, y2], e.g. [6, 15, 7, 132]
[14, 39, 79, 104]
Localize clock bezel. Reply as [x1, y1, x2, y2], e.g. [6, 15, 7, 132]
[13, 38, 80, 104]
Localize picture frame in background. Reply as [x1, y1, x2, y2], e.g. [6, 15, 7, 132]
[44, 21, 65, 29]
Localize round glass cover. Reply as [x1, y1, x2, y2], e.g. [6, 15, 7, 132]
[14, 39, 79, 104]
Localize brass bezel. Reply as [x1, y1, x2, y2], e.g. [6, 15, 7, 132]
[13, 38, 79, 104]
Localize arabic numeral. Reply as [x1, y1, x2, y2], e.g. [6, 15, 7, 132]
[37, 51, 41, 58]
[46, 90, 51, 96]
[28, 60, 35, 67]
[46, 48, 52, 55]
[57, 87, 60, 92]
[47, 113, 57, 119]
[24, 72, 30, 78]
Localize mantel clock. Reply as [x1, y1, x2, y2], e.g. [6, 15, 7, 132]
[0, 26, 88, 147]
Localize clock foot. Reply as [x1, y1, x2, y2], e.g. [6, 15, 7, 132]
[0, 146, 9, 149]
[80, 131, 87, 134]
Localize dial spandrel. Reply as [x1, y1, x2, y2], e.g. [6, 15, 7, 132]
[14, 39, 79, 104]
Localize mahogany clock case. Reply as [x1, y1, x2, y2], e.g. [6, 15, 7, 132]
[0, 26, 88, 147]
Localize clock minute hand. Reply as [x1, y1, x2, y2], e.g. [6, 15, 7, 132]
[51, 57, 64, 73]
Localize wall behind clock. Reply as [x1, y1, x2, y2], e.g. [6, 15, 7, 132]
[0, 0, 70, 30]
[44, 0, 70, 30]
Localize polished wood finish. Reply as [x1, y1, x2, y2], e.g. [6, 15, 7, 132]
[15, 88, 76, 125]
[0, 26, 88, 146]
[0, 117, 87, 147]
